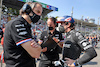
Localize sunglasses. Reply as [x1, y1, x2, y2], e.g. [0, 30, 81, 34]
[64, 21, 69, 25]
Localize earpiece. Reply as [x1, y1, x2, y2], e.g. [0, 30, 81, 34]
[22, 4, 32, 15]
[22, 2, 37, 15]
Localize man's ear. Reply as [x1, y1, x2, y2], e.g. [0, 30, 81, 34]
[55, 23, 56, 27]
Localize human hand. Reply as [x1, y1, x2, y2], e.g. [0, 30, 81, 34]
[53, 37, 60, 43]
[31, 40, 39, 48]
[42, 47, 47, 52]
[64, 58, 75, 65]
[67, 63, 75, 67]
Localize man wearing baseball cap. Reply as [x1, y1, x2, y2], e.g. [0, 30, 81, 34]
[58, 16, 97, 67]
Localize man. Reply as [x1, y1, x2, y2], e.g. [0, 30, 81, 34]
[38, 17, 64, 67]
[3, 2, 44, 67]
[58, 16, 97, 67]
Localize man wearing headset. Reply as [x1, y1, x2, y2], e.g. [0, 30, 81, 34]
[38, 17, 64, 67]
[58, 16, 97, 67]
[3, 2, 45, 67]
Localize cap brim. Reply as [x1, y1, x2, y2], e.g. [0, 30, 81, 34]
[56, 21, 65, 23]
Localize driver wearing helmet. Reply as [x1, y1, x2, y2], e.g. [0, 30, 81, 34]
[57, 16, 97, 67]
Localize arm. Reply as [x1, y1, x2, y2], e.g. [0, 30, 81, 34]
[58, 42, 63, 48]
[68, 47, 97, 67]
[73, 32, 97, 66]
[53, 37, 63, 48]
[38, 39, 43, 45]
[53, 32, 64, 48]
[37, 31, 47, 52]
[66, 31, 97, 67]
[11, 21, 42, 58]
[74, 47, 97, 66]
[21, 40, 42, 58]
[38, 39, 47, 52]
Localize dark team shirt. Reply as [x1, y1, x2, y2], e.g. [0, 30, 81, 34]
[39, 30, 64, 61]
[3, 16, 36, 67]
[63, 30, 92, 60]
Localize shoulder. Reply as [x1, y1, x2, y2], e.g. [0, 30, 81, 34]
[71, 30, 84, 40]
[71, 30, 82, 37]
[12, 18, 24, 26]
[7, 17, 23, 28]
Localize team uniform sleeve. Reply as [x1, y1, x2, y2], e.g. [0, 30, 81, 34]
[75, 47, 97, 66]
[73, 32, 92, 51]
[11, 21, 32, 46]
[73, 32, 97, 66]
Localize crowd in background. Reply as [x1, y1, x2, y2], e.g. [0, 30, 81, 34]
[85, 35, 99, 47]
[1, 14, 18, 28]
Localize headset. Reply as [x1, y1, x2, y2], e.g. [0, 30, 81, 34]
[22, 2, 37, 15]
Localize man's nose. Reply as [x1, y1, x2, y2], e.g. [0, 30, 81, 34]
[48, 25, 52, 26]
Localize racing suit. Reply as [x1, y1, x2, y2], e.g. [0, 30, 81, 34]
[63, 30, 97, 66]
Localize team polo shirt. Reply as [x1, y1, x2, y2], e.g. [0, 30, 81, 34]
[39, 30, 64, 61]
[4, 15, 36, 67]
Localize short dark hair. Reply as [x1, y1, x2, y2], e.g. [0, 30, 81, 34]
[70, 23, 75, 27]
[48, 17, 57, 24]
[48, 17, 58, 27]
[70, 23, 75, 29]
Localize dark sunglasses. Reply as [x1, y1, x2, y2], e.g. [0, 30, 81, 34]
[64, 21, 69, 25]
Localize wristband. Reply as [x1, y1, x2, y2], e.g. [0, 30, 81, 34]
[73, 63, 76, 66]
[75, 60, 81, 66]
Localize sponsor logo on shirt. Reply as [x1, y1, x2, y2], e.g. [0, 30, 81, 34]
[15, 24, 24, 27]
[44, 36, 47, 38]
[76, 32, 84, 40]
[54, 34, 59, 39]
[17, 28, 26, 32]
[67, 35, 71, 38]
[82, 42, 87, 46]
[19, 31, 27, 35]
[79, 39, 87, 44]
[76, 32, 80, 36]
[63, 44, 71, 48]
[55, 34, 59, 37]
[84, 45, 92, 50]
